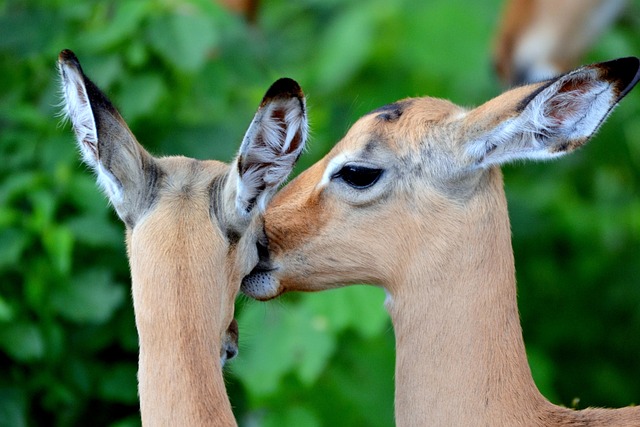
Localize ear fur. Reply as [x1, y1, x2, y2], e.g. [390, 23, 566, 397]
[465, 57, 640, 168]
[58, 50, 154, 226]
[235, 78, 308, 215]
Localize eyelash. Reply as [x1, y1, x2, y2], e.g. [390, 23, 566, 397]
[332, 165, 384, 189]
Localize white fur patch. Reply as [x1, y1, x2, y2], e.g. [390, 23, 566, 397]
[319, 152, 353, 189]
[58, 62, 98, 167]
[383, 290, 394, 312]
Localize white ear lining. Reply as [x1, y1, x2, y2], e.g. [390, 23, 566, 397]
[282, 101, 307, 154]
[59, 62, 123, 203]
[59, 62, 99, 168]
[467, 70, 617, 168]
[524, 74, 614, 141]
[235, 95, 308, 216]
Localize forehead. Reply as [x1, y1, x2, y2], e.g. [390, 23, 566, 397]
[336, 97, 465, 155]
[157, 157, 229, 188]
[142, 157, 233, 236]
[151, 157, 231, 220]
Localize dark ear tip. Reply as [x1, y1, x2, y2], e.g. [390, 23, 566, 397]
[58, 49, 79, 65]
[262, 78, 304, 104]
[595, 56, 640, 99]
[58, 49, 84, 75]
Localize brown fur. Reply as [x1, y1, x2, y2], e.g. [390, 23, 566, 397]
[218, 0, 259, 22]
[493, 0, 626, 85]
[246, 60, 640, 425]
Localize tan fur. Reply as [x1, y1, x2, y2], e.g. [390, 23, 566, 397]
[246, 60, 640, 425]
[59, 50, 308, 426]
[494, 0, 626, 85]
[128, 158, 240, 426]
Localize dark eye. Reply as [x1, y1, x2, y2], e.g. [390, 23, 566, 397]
[333, 165, 383, 189]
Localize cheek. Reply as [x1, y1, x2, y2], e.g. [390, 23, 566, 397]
[264, 190, 330, 257]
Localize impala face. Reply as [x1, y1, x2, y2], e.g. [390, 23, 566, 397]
[242, 57, 640, 300]
[242, 97, 472, 297]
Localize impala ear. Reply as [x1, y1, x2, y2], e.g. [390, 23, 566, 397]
[465, 57, 640, 168]
[235, 78, 308, 215]
[58, 50, 155, 226]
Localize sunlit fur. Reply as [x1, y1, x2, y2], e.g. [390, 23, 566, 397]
[243, 58, 640, 425]
[58, 50, 307, 426]
[493, 0, 626, 85]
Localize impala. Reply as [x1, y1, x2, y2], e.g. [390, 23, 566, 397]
[493, 0, 627, 85]
[242, 57, 640, 425]
[58, 50, 307, 426]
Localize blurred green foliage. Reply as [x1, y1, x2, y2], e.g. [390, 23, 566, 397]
[1, 0, 639, 426]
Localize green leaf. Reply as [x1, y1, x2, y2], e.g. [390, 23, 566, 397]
[50, 269, 126, 324]
[526, 346, 560, 403]
[66, 214, 122, 248]
[98, 363, 138, 404]
[289, 304, 335, 385]
[0, 9, 54, 57]
[0, 228, 28, 271]
[0, 296, 14, 322]
[304, 286, 389, 338]
[0, 322, 45, 362]
[147, 11, 219, 73]
[342, 286, 388, 339]
[79, 0, 151, 50]
[233, 300, 337, 397]
[232, 302, 297, 397]
[109, 415, 142, 427]
[313, 7, 375, 92]
[42, 225, 74, 275]
[26, 189, 57, 233]
[0, 387, 27, 427]
[117, 73, 165, 121]
[263, 405, 321, 427]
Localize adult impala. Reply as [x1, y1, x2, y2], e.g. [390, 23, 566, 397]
[242, 58, 640, 425]
[493, 0, 627, 85]
[58, 50, 307, 426]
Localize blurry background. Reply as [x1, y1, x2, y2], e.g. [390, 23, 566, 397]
[1, 0, 639, 426]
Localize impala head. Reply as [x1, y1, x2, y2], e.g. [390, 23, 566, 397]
[58, 50, 307, 364]
[242, 57, 640, 300]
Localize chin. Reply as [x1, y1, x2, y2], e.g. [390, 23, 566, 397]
[241, 270, 282, 300]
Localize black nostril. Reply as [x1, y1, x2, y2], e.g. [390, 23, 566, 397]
[256, 238, 270, 263]
[223, 318, 239, 362]
[226, 347, 238, 361]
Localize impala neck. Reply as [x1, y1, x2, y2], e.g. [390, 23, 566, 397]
[126, 198, 236, 426]
[387, 167, 547, 426]
[387, 167, 640, 426]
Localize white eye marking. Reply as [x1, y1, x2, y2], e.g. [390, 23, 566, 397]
[318, 152, 353, 189]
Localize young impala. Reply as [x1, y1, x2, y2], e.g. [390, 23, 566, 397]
[242, 57, 640, 425]
[58, 50, 307, 426]
[493, 0, 627, 85]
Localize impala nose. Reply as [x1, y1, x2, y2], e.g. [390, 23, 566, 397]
[241, 265, 280, 300]
[221, 319, 239, 367]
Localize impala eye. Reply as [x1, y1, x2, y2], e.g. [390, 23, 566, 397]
[333, 165, 383, 189]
